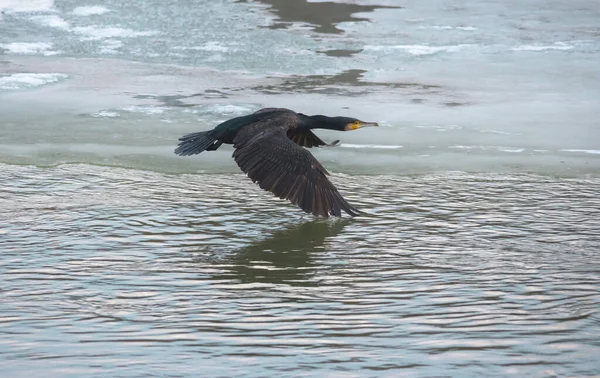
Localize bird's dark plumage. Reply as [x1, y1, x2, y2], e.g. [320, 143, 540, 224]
[174, 108, 378, 217]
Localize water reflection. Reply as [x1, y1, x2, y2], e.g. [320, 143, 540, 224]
[243, 0, 400, 34]
[218, 219, 350, 285]
[251, 69, 442, 97]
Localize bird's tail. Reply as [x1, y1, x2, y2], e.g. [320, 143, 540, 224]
[174, 131, 218, 156]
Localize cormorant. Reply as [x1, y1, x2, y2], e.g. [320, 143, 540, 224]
[174, 108, 378, 217]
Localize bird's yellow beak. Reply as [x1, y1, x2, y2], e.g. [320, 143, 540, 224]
[346, 120, 379, 131]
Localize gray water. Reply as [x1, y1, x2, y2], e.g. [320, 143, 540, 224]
[1, 0, 600, 376]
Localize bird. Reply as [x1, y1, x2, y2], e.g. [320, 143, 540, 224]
[174, 108, 378, 217]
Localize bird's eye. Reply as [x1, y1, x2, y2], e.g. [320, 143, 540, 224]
[354, 121, 360, 126]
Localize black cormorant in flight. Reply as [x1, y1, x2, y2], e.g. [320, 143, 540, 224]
[175, 108, 378, 217]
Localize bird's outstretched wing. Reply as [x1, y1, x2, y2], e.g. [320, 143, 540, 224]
[232, 124, 360, 217]
[288, 130, 329, 148]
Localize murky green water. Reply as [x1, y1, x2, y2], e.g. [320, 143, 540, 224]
[2, 163, 599, 376]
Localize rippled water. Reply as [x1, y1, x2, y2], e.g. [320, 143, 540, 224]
[2, 163, 599, 376]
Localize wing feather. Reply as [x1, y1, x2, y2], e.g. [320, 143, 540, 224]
[232, 123, 360, 217]
[289, 130, 330, 148]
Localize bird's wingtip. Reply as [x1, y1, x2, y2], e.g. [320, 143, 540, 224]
[346, 206, 364, 217]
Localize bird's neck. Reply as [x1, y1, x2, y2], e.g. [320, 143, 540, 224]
[300, 115, 342, 131]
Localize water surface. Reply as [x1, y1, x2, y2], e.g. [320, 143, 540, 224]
[1, 0, 600, 376]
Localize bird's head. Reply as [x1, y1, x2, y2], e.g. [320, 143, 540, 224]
[306, 115, 379, 131]
[341, 117, 380, 131]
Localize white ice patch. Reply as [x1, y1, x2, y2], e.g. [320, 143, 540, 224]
[99, 39, 123, 54]
[90, 111, 119, 118]
[0, 0, 54, 13]
[341, 144, 404, 149]
[414, 124, 463, 131]
[0, 73, 68, 90]
[71, 5, 110, 16]
[73, 25, 158, 40]
[364, 44, 472, 56]
[0, 42, 60, 55]
[560, 149, 600, 155]
[283, 22, 317, 32]
[449, 145, 478, 150]
[121, 106, 168, 115]
[478, 129, 518, 135]
[30, 14, 69, 29]
[278, 47, 315, 56]
[186, 104, 260, 115]
[511, 42, 574, 52]
[497, 147, 525, 153]
[449, 145, 525, 153]
[419, 25, 477, 31]
[174, 42, 234, 52]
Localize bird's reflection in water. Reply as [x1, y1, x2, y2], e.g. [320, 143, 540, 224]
[223, 219, 350, 286]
